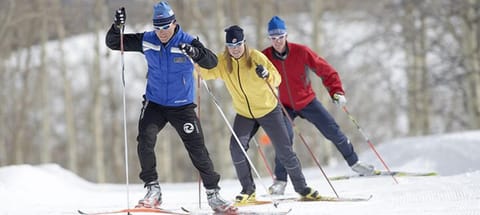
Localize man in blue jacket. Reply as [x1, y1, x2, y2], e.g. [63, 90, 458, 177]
[105, 2, 235, 213]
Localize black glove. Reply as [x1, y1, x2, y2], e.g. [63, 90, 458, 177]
[114, 7, 126, 29]
[179, 43, 199, 59]
[255, 64, 269, 79]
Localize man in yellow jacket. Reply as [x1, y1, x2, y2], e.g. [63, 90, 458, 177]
[199, 25, 322, 203]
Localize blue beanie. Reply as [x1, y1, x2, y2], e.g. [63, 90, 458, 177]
[152, 1, 176, 26]
[268, 16, 287, 35]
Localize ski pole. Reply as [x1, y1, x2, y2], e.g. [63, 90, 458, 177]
[263, 78, 339, 198]
[197, 74, 273, 180]
[119, 23, 131, 209]
[340, 105, 399, 184]
[196, 72, 202, 209]
[242, 88, 275, 180]
[190, 59, 275, 204]
[252, 136, 275, 181]
[199, 78, 280, 207]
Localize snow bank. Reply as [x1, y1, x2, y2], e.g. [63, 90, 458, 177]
[360, 130, 480, 175]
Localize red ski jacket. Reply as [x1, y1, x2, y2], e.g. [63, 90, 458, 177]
[262, 42, 344, 110]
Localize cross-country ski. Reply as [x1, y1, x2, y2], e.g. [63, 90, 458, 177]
[77, 207, 188, 215]
[181, 206, 292, 215]
[329, 170, 438, 180]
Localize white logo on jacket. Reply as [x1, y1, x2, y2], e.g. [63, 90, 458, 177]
[142, 41, 161, 52]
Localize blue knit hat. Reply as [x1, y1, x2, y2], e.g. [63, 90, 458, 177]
[268, 16, 287, 36]
[152, 1, 176, 26]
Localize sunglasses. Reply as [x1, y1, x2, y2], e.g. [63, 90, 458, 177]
[226, 40, 245, 48]
[154, 21, 173, 30]
[268, 34, 286, 41]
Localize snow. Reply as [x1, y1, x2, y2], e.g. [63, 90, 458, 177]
[1, 131, 480, 215]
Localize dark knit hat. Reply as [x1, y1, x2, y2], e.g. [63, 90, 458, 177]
[268, 16, 287, 36]
[225, 25, 244, 44]
[152, 1, 176, 26]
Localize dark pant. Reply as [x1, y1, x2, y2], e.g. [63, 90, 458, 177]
[230, 105, 308, 194]
[136, 100, 220, 189]
[274, 99, 358, 181]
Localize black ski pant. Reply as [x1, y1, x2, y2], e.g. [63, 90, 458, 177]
[137, 100, 220, 190]
[230, 105, 308, 194]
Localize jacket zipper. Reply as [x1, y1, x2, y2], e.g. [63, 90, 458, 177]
[235, 59, 256, 119]
[280, 61, 297, 110]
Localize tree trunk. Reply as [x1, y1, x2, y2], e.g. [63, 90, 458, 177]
[463, 0, 480, 129]
[214, 0, 225, 51]
[0, 0, 16, 165]
[253, 0, 266, 49]
[0, 61, 6, 166]
[229, 1, 240, 26]
[92, 0, 108, 183]
[53, 0, 78, 173]
[190, 0, 211, 44]
[39, 0, 52, 164]
[13, 45, 34, 164]
[106, 75, 125, 182]
[417, 11, 430, 135]
[402, 1, 429, 136]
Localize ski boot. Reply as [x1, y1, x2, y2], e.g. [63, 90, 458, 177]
[299, 187, 322, 201]
[235, 189, 256, 204]
[268, 180, 287, 195]
[206, 188, 237, 213]
[136, 181, 162, 208]
[351, 161, 375, 176]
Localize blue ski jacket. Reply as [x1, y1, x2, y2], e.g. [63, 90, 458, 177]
[105, 24, 217, 107]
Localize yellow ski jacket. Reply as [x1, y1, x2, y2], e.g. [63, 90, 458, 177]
[199, 49, 281, 119]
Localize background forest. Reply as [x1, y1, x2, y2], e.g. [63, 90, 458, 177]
[1, 0, 479, 184]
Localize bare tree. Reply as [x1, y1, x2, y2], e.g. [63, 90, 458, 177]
[104, 66, 126, 182]
[91, 0, 108, 182]
[462, 0, 480, 129]
[10, 1, 44, 163]
[38, 0, 52, 164]
[229, 0, 240, 26]
[400, 0, 430, 136]
[0, 0, 16, 166]
[52, 0, 79, 173]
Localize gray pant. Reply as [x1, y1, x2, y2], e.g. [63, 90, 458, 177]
[275, 98, 357, 181]
[230, 105, 308, 194]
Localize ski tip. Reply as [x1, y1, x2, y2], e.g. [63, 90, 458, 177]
[355, 194, 373, 201]
[180, 206, 189, 213]
[347, 194, 372, 201]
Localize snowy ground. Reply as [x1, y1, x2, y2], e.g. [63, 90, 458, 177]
[1, 131, 479, 215]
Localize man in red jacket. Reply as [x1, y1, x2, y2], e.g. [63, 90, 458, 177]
[262, 16, 375, 195]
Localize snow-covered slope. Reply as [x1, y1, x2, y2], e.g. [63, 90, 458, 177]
[0, 131, 479, 214]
